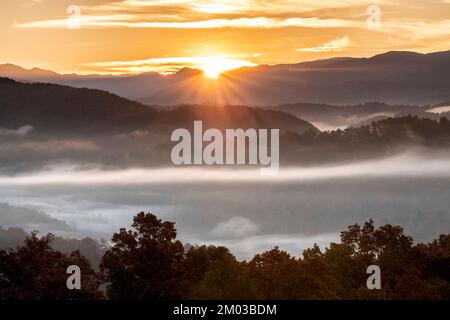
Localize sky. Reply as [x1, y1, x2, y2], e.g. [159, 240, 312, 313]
[0, 0, 449, 75]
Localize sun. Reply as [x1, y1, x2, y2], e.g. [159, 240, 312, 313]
[201, 60, 224, 79]
[199, 56, 256, 79]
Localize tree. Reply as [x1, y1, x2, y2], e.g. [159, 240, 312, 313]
[1, 213, 449, 300]
[0, 232, 101, 300]
[100, 212, 184, 299]
[179, 246, 248, 299]
[410, 234, 450, 299]
[246, 247, 338, 299]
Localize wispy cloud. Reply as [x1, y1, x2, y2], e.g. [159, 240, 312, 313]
[382, 19, 450, 40]
[6, 0, 450, 75]
[15, 16, 358, 29]
[0, 125, 34, 137]
[13, 0, 450, 44]
[20, 0, 44, 8]
[2, 153, 450, 186]
[297, 36, 351, 52]
[13, 0, 450, 45]
[13, 0, 375, 30]
[84, 55, 256, 74]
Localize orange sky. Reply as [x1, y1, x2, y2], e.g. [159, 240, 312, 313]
[1, 0, 449, 75]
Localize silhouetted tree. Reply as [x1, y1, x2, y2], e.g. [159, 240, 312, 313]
[0, 232, 101, 300]
[100, 212, 184, 299]
[179, 246, 248, 299]
[1, 212, 448, 300]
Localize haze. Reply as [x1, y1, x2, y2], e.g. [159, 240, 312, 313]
[1, 153, 449, 259]
[1, 0, 450, 74]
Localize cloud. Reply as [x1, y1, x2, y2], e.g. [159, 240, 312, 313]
[18, 140, 98, 153]
[20, 0, 43, 8]
[13, 0, 375, 30]
[297, 36, 351, 52]
[84, 55, 256, 74]
[0, 202, 73, 233]
[15, 16, 358, 29]
[381, 19, 450, 40]
[197, 232, 339, 260]
[67, 0, 379, 16]
[2, 152, 450, 186]
[211, 216, 259, 239]
[0, 125, 34, 137]
[13, 0, 450, 44]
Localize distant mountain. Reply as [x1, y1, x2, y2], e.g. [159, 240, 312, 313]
[153, 104, 317, 136]
[2, 50, 450, 106]
[0, 78, 318, 172]
[282, 115, 450, 165]
[143, 50, 450, 106]
[0, 77, 315, 136]
[0, 77, 158, 134]
[0, 63, 60, 79]
[2, 77, 450, 172]
[271, 102, 423, 130]
[0, 64, 200, 100]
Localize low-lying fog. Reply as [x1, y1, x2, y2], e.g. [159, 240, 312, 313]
[0, 153, 449, 260]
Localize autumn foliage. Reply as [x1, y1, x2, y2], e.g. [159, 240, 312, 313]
[0, 232, 102, 299]
[1, 212, 449, 300]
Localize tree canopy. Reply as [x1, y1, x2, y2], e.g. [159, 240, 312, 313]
[0, 213, 448, 300]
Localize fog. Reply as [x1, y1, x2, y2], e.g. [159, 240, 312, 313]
[428, 105, 450, 114]
[2, 153, 450, 185]
[0, 153, 449, 259]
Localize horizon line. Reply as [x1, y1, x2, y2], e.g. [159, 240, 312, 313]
[2, 49, 449, 78]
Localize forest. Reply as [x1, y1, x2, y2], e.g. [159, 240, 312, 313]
[0, 212, 448, 300]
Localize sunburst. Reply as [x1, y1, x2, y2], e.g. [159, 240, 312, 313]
[199, 56, 256, 79]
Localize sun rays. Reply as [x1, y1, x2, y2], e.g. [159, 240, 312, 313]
[198, 56, 256, 79]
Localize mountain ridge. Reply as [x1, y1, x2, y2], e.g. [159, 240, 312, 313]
[2, 50, 450, 105]
[0, 77, 316, 136]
